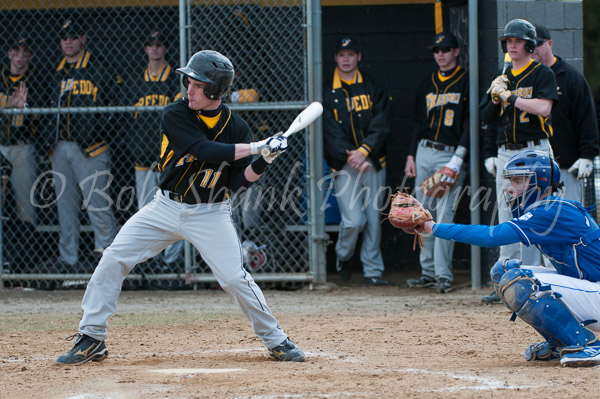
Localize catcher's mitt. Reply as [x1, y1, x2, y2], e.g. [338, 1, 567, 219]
[384, 192, 433, 250]
[420, 167, 459, 198]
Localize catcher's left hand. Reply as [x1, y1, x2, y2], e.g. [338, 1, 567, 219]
[384, 192, 433, 250]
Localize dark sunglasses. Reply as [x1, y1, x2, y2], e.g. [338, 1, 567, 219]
[432, 47, 452, 54]
[60, 33, 81, 41]
[536, 40, 546, 47]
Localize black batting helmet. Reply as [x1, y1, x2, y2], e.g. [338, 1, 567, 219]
[499, 19, 537, 53]
[177, 50, 234, 100]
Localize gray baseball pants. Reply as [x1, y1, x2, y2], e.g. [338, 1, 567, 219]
[415, 142, 466, 282]
[333, 164, 386, 278]
[50, 140, 117, 265]
[0, 144, 36, 224]
[135, 169, 184, 265]
[78, 189, 288, 349]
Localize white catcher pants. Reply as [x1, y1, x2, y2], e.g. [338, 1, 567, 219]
[79, 189, 288, 349]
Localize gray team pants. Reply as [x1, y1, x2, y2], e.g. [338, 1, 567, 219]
[135, 169, 184, 265]
[415, 142, 466, 282]
[0, 144, 36, 224]
[79, 190, 288, 349]
[495, 139, 553, 266]
[559, 168, 584, 203]
[333, 163, 386, 278]
[50, 141, 117, 265]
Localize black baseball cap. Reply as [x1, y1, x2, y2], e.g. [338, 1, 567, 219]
[145, 30, 168, 47]
[10, 33, 31, 50]
[336, 37, 359, 53]
[428, 32, 459, 49]
[59, 18, 84, 39]
[533, 23, 551, 44]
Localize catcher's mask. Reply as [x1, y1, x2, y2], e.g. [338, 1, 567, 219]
[502, 150, 562, 217]
[499, 18, 537, 53]
[177, 50, 234, 100]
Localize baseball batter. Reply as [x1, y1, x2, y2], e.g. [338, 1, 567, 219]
[481, 18, 558, 268]
[56, 50, 305, 364]
[421, 150, 600, 367]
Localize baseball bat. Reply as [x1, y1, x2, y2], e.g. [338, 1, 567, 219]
[260, 101, 323, 157]
[492, 53, 512, 102]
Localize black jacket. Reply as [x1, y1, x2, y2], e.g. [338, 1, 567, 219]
[548, 56, 599, 168]
[323, 68, 392, 171]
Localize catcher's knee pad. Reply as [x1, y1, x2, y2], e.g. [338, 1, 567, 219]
[499, 269, 597, 349]
[490, 258, 521, 286]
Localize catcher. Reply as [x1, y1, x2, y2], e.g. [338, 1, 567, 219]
[398, 150, 600, 368]
[403, 32, 469, 293]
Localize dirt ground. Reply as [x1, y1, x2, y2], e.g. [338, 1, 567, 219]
[1, 272, 598, 399]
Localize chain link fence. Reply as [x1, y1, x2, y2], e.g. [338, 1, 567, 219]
[0, 0, 314, 290]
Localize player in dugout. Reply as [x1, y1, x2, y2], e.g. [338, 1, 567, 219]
[409, 150, 600, 367]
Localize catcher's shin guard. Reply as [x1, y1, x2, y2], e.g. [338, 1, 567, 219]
[498, 268, 597, 349]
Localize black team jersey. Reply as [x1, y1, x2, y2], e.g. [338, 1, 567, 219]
[482, 59, 558, 157]
[158, 99, 252, 204]
[127, 63, 181, 168]
[409, 65, 469, 156]
[0, 64, 45, 145]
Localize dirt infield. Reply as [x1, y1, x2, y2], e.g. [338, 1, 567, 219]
[0, 277, 597, 399]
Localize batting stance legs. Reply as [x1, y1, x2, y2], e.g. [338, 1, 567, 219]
[491, 259, 600, 367]
[333, 164, 386, 279]
[77, 190, 288, 349]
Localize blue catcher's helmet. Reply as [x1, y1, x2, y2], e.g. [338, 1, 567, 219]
[502, 150, 562, 217]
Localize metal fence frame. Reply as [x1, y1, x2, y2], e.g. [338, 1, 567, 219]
[0, 0, 326, 289]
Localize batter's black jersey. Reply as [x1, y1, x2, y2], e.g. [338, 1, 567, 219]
[409, 65, 469, 156]
[158, 99, 252, 203]
[0, 64, 46, 145]
[481, 59, 558, 158]
[548, 56, 599, 168]
[123, 63, 181, 167]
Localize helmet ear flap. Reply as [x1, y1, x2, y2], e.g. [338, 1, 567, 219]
[501, 40, 508, 53]
[525, 41, 536, 53]
[182, 75, 189, 88]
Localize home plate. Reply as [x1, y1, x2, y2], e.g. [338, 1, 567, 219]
[149, 368, 245, 374]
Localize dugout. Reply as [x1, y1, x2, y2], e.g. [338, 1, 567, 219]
[0, 0, 591, 289]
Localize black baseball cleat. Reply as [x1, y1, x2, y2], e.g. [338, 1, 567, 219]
[268, 338, 305, 362]
[56, 334, 108, 365]
[364, 277, 391, 286]
[481, 290, 502, 304]
[406, 275, 435, 288]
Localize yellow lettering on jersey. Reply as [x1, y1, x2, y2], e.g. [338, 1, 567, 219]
[426, 92, 462, 112]
[352, 96, 362, 111]
[175, 154, 196, 167]
[1, 93, 10, 107]
[516, 87, 533, 99]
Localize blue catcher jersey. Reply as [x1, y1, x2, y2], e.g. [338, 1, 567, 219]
[506, 196, 600, 281]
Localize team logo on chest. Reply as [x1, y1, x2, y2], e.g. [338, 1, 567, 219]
[426, 92, 461, 111]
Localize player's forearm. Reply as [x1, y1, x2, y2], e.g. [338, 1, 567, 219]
[431, 222, 521, 247]
[514, 97, 553, 117]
